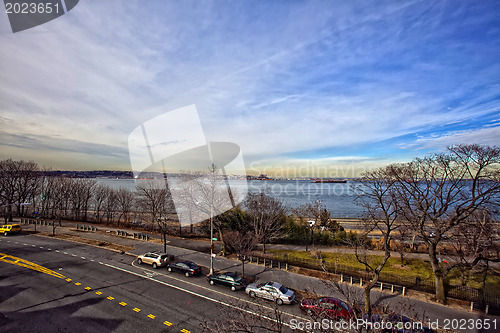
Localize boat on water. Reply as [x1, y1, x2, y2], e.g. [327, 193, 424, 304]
[312, 179, 347, 183]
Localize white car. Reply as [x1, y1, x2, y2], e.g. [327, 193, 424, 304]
[245, 281, 295, 305]
[137, 252, 174, 269]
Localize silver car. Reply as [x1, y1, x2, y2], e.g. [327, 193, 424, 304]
[245, 281, 295, 305]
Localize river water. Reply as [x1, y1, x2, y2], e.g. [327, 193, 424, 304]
[95, 178, 365, 218]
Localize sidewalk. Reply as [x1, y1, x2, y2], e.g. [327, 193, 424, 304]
[16, 220, 499, 325]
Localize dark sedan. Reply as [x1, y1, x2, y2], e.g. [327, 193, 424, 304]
[300, 297, 354, 320]
[167, 261, 202, 277]
[207, 272, 247, 291]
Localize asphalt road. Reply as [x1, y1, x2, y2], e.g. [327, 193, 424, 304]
[0, 234, 309, 333]
[1, 228, 499, 333]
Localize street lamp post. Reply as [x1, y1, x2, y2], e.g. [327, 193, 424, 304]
[210, 205, 214, 275]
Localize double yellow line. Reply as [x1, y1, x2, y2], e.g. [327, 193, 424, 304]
[0, 252, 66, 279]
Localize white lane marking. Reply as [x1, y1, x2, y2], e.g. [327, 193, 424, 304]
[105, 263, 309, 330]
[81, 257, 86, 260]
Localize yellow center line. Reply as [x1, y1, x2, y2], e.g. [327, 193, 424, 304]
[132, 308, 141, 312]
[65, 278, 72, 282]
[95, 291, 103, 295]
[147, 314, 155, 319]
[84, 287, 92, 291]
[119, 302, 127, 306]
[107, 296, 114, 300]
[163, 321, 172, 326]
[75, 282, 81, 286]
[0, 252, 66, 279]
[181, 329, 191, 333]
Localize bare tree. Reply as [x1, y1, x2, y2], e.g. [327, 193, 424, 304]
[388, 144, 500, 302]
[246, 192, 287, 254]
[355, 166, 400, 314]
[224, 227, 258, 277]
[200, 301, 286, 333]
[116, 187, 135, 226]
[136, 180, 174, 252]
[92, 183, 110, 222]
[292, 200, 330, 250]
[175, 164, 235, 254]
[0, 159, 40, 221]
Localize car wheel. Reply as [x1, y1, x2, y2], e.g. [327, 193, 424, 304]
[185, 272, 190, 277]
[152, 262, 157, 269]
[167, 267, 172, 272]
[276, 298, 283, 305]
[231, 286, 236, 291]
[137, 258, 142, 264]
[249, 291, 256, 298]
[209, 280, 214, 285]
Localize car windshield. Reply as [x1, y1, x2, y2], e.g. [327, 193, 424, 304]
[279, 285, 289, 294]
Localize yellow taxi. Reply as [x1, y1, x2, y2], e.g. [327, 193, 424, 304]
[0, 224, 22, 236]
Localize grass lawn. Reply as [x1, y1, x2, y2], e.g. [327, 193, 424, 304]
[268, 249, 500, 291]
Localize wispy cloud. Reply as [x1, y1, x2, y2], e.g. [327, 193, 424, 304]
[0, 0, 498, 173]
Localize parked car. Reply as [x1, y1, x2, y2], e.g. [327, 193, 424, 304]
[136, 252, 173, 269]
[167, 261, 202, 277]
[207, 272, 247, 291]
[0, 224, 22, 236]
[299, 297, 354, 320]
[245, 281, 295, 305]
[383, 313, 434, 333]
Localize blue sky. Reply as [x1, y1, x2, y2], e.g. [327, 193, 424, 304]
[0, 0, 499, 177]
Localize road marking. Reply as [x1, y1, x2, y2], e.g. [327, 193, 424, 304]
[23, 243, 28, 245]
[147, 314, 155, 319]
[39, 246, 44, 249]
[48, 248, 51, 251]
[106, 262, 306, 329]
[75, 282, 81, 286]
[71, 254, 77, 257]
[107, 296, 114, 300]
[63, 252, 68, 254]
[55, 250, 60, 253]
[66, 278, 72, 282]
[163, 321, 172, 326]
[181, 329, 190, 333]
[133, 307, 141, 312]
[81, 257, 86, 260]
[119, 302, 127, 307]
[85, 286, 92, 291]
[95, 291, 103, 295]
[0, 252, 66, 279]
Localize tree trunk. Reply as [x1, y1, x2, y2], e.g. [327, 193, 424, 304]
[434, 273, 446, 303]
[163, 232, 167, 253]
[428, 242, 446, 303]
[241, 259, 245, 277]
[364, 282, 375, 315]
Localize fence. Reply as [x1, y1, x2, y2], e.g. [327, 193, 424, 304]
[244, 253, 500, 311]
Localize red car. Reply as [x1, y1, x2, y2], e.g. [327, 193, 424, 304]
[299, 297, 354, 320]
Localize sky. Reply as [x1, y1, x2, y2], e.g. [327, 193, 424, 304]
[0, 0, 499, 177]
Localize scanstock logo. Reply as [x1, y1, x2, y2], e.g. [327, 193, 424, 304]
[3, 0, 79, 33]
[128, 105, 248, 226]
